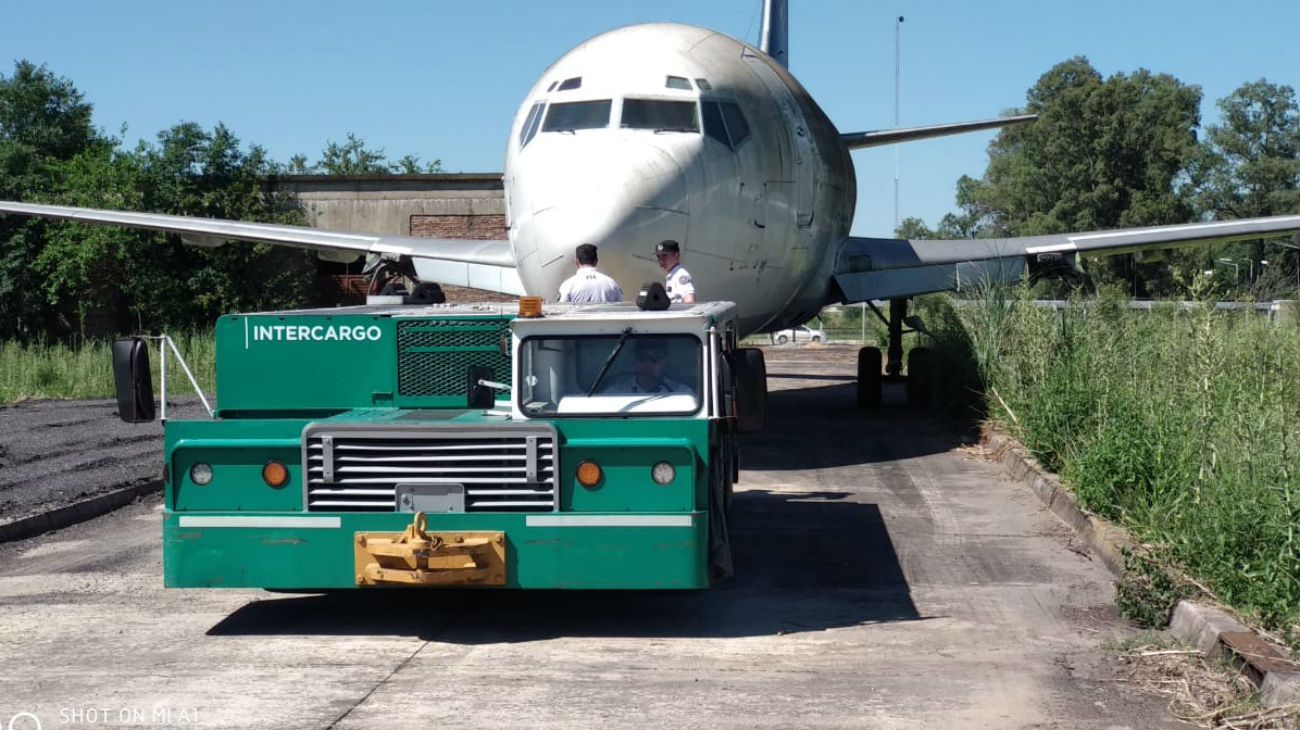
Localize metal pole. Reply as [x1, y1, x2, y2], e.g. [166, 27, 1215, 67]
[166, 335, 214, 417]
[159, 336, 167, 422]
[893, 15, 904, 232]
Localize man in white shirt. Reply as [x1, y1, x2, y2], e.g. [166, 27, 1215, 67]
[557, 244, 623, 303]
[655, 240, 695, 303]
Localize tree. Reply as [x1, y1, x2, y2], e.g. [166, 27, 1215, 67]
[1191, 80, 1300, 297]
[938, 57, 1203, 295]
[24, 120, 319, 335]
[894, 216, 934, 239]
[394, 154, 443, 174]
[124, 122, 316, 327]
[0, 61, 101, 339]
[283, 135, 444, 175]
[315, 132, 392, 175]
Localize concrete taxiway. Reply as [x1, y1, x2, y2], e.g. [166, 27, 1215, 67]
[0, 346, 1179, 729]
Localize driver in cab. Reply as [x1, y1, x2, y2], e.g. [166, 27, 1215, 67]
[606, 339, 693, 395]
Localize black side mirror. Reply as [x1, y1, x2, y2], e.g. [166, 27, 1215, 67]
[112, 337, 156, 423]
[733, 347, 767, 433]
[466, 366, 496, 409]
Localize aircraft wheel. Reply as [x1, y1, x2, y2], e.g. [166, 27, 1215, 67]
[776, 334, 789, 345]
[857, 346, 882, 408]
[908, 347, 931, 409]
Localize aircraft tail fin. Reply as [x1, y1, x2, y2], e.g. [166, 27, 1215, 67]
[760, 0, 788, 67]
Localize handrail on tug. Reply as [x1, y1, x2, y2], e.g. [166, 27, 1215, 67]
[140, 334, 215, 420]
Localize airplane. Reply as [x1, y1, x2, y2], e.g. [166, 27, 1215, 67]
[3, 0, 1300, 402]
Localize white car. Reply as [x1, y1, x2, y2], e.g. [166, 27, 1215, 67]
[771, 324, 825, 345]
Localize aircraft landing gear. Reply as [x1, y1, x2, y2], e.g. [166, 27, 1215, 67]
[856, 346, 882, 407]
[857, 298, 929, 408]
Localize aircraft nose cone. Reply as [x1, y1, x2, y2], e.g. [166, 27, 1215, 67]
[516, 138, 693, 299]
[528, 138, 689, 217]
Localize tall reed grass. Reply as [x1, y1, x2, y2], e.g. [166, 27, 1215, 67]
[950, 283, 1300, 635]
[0, 331, 216, 406]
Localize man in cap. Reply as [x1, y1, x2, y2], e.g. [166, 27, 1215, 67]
[557, 244, 623, 303]
[655, 240, 695, 304]
[607, 338, 694, 395]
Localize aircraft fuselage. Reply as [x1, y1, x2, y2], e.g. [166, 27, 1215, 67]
[499, 23, 855, 334]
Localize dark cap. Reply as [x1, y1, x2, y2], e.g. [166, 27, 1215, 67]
[655, 240, 680, 255]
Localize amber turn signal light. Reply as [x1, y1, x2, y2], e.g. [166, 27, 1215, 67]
[576, 460, 603, 488]
[262, 461, 289, 489]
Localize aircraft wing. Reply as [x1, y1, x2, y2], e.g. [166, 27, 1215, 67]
[840, 114, 1037, 150]
[0, 200, 524, 295]
[831, 215, 1300, 302]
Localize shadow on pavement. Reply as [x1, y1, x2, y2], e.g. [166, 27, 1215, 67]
[742, 380, 974, 471]
[207, 489, 926, 641]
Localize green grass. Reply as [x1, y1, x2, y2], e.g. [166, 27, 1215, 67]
[0, 331, 216, 406]
[947, 282, 1300, 636]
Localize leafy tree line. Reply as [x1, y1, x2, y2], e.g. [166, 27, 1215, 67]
[0, 60, 439, 341]
[897, 57, 1300, 299]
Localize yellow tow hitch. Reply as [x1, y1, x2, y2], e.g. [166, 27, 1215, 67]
[354, 512, 506, 586]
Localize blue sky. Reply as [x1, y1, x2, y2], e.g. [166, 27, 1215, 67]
[2, 0, 1297, 237]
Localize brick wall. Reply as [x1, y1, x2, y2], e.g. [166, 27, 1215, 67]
[410, 214, 506, 240]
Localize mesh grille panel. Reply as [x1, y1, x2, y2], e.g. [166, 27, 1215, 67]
[397, 319, 512, 397]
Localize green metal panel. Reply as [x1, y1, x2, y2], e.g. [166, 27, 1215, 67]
[556, 419, 714, 511]
[171, 445, 302, 512]
[216, 314, 398, 412]
[217, 312, 514, 412]
[558, 437, 696, 512]
[164, 512, 707, 589]
[165, 419, 313, 511]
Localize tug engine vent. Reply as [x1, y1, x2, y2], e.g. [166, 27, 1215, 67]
[397, 319, 512, 397]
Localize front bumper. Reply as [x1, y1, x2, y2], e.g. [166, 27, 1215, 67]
[164, 511, 707, 589]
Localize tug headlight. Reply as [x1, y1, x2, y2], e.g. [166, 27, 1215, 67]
[262, 461, 289, 489]
[651, 461, 676, 485]
[190, 462, 214, 486]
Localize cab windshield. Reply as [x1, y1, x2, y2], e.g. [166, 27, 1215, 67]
[519, 334, 702, 416]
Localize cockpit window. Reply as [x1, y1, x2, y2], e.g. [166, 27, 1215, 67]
[519, 102, 545, 148]
[701, 100, 751, 149]
[695, 78, 712, 90]
[665, 75, 692, 90]
[720, 101, 751, 145]
[621, 99, 698, 132]
[557, 77, 582, 91]
[701, 101, 728, 146]
[543, 100, 611, 132]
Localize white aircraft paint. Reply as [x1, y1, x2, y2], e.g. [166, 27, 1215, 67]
[493, 23, 853, 335]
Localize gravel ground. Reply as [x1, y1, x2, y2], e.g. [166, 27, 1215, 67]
[0, 397, 206, 523]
